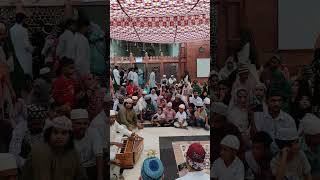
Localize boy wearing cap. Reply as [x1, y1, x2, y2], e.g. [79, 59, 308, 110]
[271, 128, 312, 180]
[0, 153, 18, 180]
[194, 102, 209, 130]
[212, 135, 245, 180]
[174, 104, 188, 129]
[161, 75, 168, 86]
[176, 143, 209, 180]
[300, 113, 320, 177]
[9, 104, 48, 168]
[22, 116, 85, 180]
[71, 109, 104, 180]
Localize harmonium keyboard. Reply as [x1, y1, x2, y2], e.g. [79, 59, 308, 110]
[115, 136, 144, 168]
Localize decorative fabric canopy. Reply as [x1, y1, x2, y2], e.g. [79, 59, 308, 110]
[110, 0, 210, 43]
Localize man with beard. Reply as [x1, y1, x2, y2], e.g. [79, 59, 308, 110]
[252, 88, 297, 154]
[71, 109, 104, 180]
[9, 104, 48, 168]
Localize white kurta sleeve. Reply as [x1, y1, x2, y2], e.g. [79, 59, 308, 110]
[115, 121, 132, 137]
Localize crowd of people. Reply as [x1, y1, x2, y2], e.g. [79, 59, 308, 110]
[110, 66, 210, 179]
[210, 49, 320, 179]
[111, 66, 210, 130]
[0, 3, 109, 180]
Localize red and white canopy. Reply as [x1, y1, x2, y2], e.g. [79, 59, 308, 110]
[110, 0, 210, 43]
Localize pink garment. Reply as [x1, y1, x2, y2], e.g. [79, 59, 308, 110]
[164, 108, 176, 121]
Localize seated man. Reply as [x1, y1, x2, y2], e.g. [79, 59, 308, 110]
[142, 96, 156, 121]
[132, 96, 143, 121]
[194, 102, 209, 130]
[119, 98, 143, 130]
[151, 108, 166, 127]
[110, 110, 135, 180]
[163, 102, 176, 126]
[174, 104, 188, 129]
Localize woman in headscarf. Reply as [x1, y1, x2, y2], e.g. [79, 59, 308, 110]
[227, 88, 251, 146]
[219, 56, 236, 80]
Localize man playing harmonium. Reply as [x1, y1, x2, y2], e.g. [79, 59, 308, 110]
[110, 110, 136, 180]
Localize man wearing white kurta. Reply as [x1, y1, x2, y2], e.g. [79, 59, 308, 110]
[72, 21, 91, 76]
[56, 19, 75, 59]
[132, 69, 139, 87]
[149, 70, 157, 88]
[10, 13, 34, 78]
[110, 110, 135, 180]
[112, 66, 121, 86]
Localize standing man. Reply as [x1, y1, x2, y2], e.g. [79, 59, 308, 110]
[133, 67, 139, 87]
[56, 19, 76, 59]
[10, 12, 34, 78]
[72, 19, 91, 76]
[149, 70, 157, 88]
[113, 65, 121, 91]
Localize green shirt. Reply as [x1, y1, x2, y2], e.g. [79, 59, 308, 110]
[119, 107, 138, 128]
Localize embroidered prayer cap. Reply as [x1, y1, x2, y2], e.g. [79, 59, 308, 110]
[186, 143, 206, 170]
[27, 104, 48, 120]
[275, 127, 299, 141]
[163, 75, 166, 78]
[39, 67, 50, 75]
[125, 98, 133, 104]
[0, 153, 17, 174]
[179, 104, 185, 110]
[204, 97, 210, 105]
[141, 156, 164, 180]
[176, 94, 181, 98]
[70, 109, 89, 120]
[221, 135, 240, 150]
[46, 116, 73, 131]
[132, 96, 138, 100]
[171, 75, 174, 77]
[142, 91, 148, 95]
[212, 102, 228, 116]
[110, 110, 118, 117]
[300, 113, 320, 135]
[167, 102, 172, 107]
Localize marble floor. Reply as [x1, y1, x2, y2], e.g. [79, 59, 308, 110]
[122, 127, 210, 179]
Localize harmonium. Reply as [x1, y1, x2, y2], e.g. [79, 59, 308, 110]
[116, 136, 144, 168]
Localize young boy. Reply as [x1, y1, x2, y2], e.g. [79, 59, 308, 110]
[271, 128, 312, 180]
[151, 108, 166, 127]
[212, 135, 244, 180]
[244, 131, 273, 180]
[174, 104, 188, 129]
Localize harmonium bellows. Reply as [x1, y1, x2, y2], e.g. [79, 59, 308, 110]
[116, 136, 144, 168]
